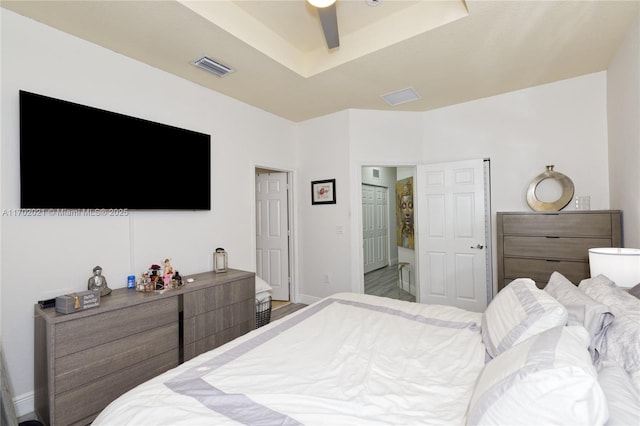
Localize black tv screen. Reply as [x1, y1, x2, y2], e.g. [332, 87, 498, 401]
[19, 90, 211, 210]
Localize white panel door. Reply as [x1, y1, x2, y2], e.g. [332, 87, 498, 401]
[256, 172, 290, 301]
[362, 184, 389, 273]
[416, 159, 488, 312]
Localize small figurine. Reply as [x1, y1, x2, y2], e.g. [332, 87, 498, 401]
[163, 258, 173, 287]
[88, 265, 112, 296]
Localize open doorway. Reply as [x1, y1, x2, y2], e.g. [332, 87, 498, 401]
[360, 159, 492, 309]
[255, 168, 293, 303]
[361, 166, 416, 302]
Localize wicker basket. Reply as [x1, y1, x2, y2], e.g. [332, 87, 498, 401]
[255, 296, 272, 329]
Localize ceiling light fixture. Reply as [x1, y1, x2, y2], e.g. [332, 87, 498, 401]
[191, 56, 235, 77]
[308, 0, 336, 8]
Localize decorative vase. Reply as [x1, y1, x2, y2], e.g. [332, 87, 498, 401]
[526, 165, 574, 212]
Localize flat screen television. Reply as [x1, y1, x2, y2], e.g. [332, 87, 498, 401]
[19, 90, 211, 210]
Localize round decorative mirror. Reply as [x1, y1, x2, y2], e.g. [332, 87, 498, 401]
[526, 165, 574, 211]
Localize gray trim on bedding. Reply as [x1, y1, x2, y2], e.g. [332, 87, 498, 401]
[482, 282, 545, 358]
[467, 327, 562, 424]
[164, 296, 480, 423]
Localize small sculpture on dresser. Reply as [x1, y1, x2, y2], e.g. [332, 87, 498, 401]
[87, 265, 112, 296]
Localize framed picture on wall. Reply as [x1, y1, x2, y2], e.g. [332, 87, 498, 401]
[311, 179, 336, 205]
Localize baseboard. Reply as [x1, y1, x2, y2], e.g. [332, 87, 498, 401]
[296, 293, 322, 306]
[13, 391, 34, 418]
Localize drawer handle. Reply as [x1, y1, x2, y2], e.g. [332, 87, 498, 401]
[545, 259, 561, 262]
[545, 236, 560, 238]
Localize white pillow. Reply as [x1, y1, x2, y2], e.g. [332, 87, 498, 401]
[580, 275, 640, 392]
[482, 278, 568, 359]
[598, 360, 640, 426]
[467, 326, 608, 426]
[544, 271, 614, 364]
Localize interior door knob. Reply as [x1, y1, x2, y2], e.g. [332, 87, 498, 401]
[471, 244, 484, 249]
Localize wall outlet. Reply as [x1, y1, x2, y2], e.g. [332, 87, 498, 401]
[323, 274, 330, 284]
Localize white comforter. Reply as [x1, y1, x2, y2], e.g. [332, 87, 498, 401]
[94, 292, 485, 425]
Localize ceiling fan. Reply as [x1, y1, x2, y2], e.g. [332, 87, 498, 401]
[308, 0, 340, 49]
[308, 0, 383, 50]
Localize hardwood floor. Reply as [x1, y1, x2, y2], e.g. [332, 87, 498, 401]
[271, 302, 307, 322]
[268, 265, 415, 324]
[365, 265, 416, 302]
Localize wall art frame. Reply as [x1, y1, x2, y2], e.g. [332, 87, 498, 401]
[311, 179, 336, 205]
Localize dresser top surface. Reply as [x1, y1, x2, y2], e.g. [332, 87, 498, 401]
[35, 268, 255, 323]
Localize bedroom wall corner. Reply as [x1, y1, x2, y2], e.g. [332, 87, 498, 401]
[607, 13, 640, 248]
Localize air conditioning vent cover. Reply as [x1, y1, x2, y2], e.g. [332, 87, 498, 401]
[192, 56, 235, 77]
[381, 87, 421, 106]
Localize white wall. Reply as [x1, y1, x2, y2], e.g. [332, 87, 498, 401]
[607, 14, 640, 248]
[294, 112, 351, 303]
[1, 9, 296, 415]
[297, 74, 612, 301]
[420, 73, 610, 213]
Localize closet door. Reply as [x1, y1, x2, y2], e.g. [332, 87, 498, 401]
[362, 184, 389, 273]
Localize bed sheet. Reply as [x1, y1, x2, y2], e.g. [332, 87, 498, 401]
[93, 292, 485, 425]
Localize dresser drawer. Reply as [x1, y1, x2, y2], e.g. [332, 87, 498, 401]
[183, 292, 255, 361]
[503, 258, 590, 286]
[55, 297, 178, 357]
[55, 322, 178, 394]
[183, 277, 255, 318]
[503, 236, 612, 261]
[502, 213, 614, 237]
[54, 348, 178, 426]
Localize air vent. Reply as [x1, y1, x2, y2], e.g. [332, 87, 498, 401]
[381, 87, 421, 106]
[192, 56, 235, 77]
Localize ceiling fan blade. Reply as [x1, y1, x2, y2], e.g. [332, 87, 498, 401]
[317, 3, 339, 49]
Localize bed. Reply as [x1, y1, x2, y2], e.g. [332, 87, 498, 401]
[93, 274, 640, 426]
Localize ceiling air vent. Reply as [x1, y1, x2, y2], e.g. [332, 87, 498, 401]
[192, 56, 235, 77]
[381, 87, 421, 106]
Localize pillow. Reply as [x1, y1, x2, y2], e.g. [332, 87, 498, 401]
[466, 326, 608, 426]
[544, 271, 614, 364]
[482, 278, 568, 359]
[579, 275, 640, 392]
[597, 360, 640, 426]
[255, 276, 273, 302]
[628, 283, 640, 299]
[580, 274, 640, 313]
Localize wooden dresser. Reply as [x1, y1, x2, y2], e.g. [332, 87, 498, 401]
[34, 269, 255, 426]
[496, 211, 622, 290]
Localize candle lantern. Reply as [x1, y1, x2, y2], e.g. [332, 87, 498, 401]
[214, 248, 228, 273]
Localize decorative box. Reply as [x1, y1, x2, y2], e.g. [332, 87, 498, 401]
[55, 290, 101, 314]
